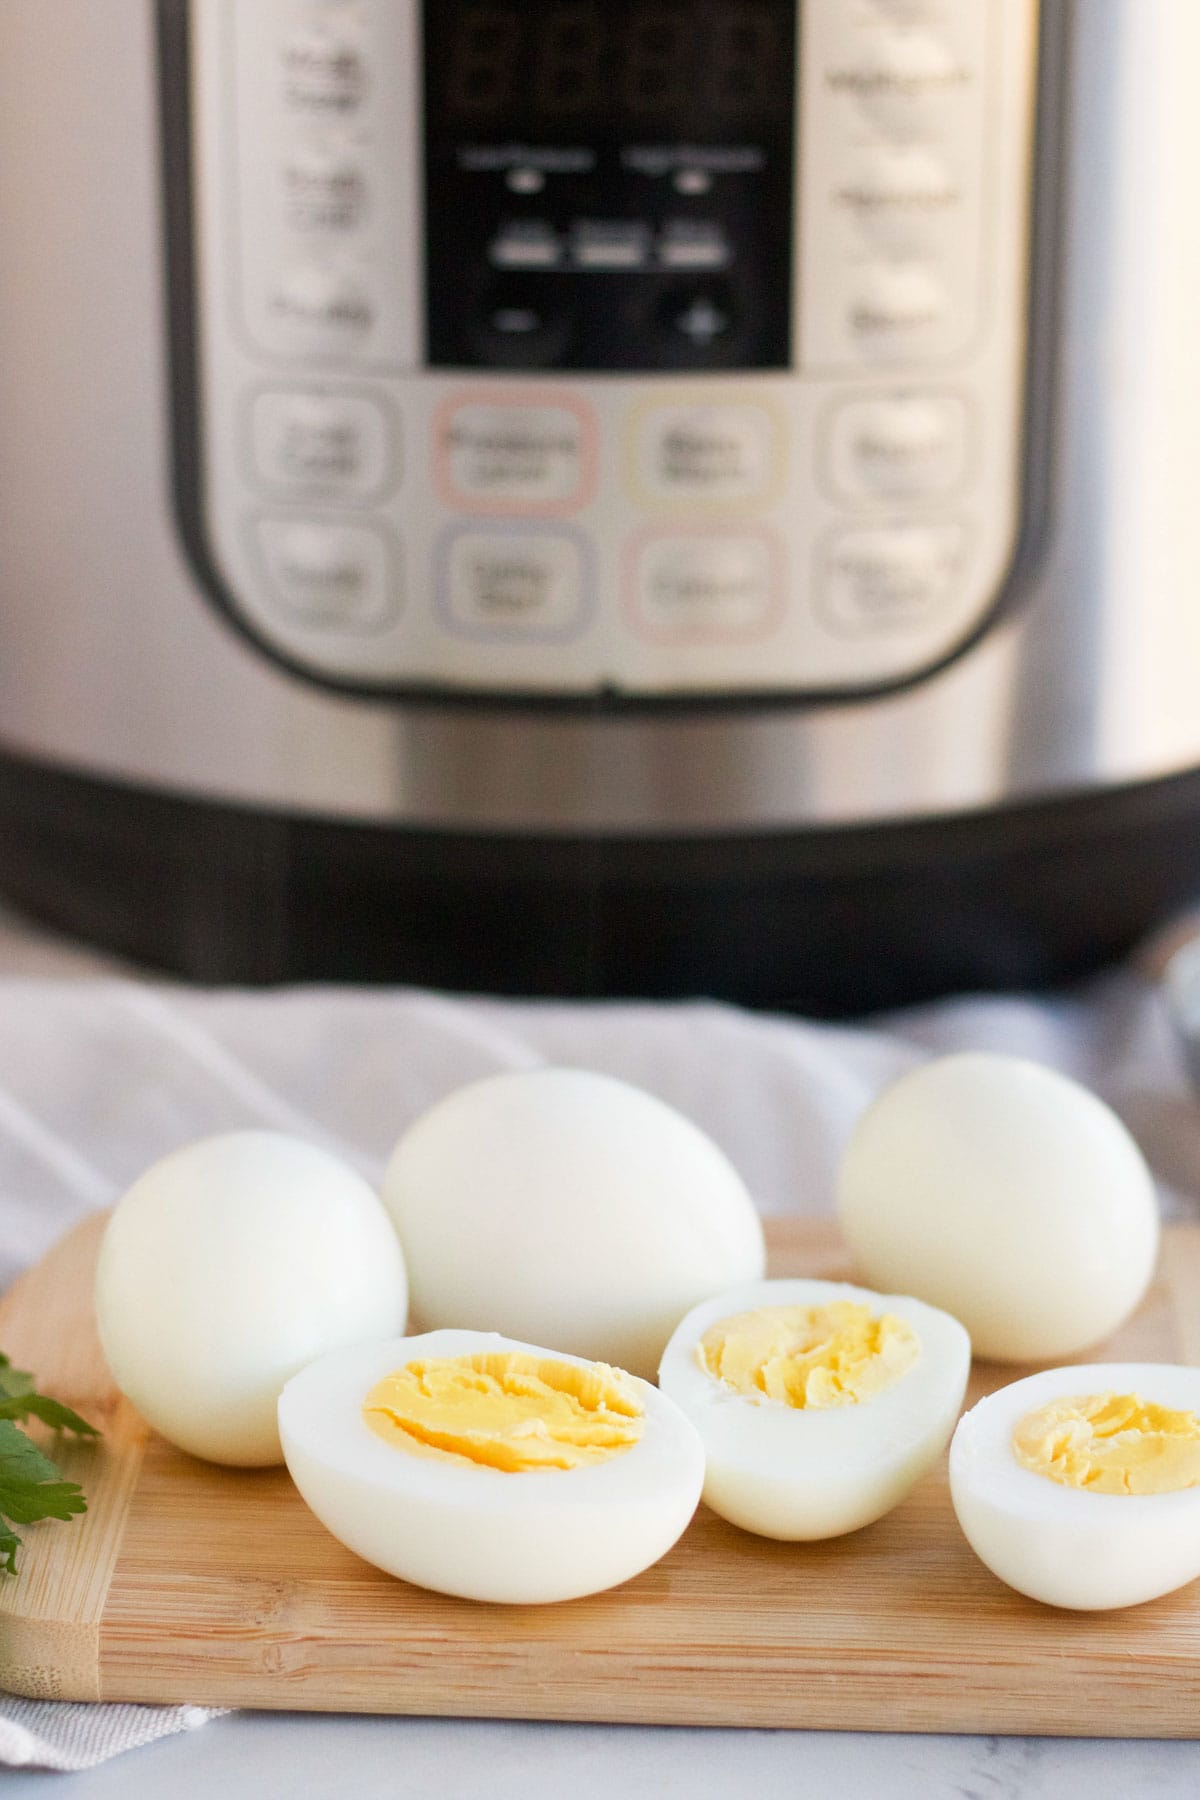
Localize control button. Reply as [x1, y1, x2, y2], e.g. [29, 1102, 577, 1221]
[847, 264, 950, 361]
[249, 392, 396, 499]
[490, 223, 562, 270]
[824, 30, 972, 134]
[833, 148, 961, 255]
[826, 394, 969, 502]
[658, 221, 730, 272]
[630, 403, 782, 507]
[471, 278, 573, 367]
[267, 262, 375, 353]
[629, 533, 781, 642]
[571, 222, 652, 270]
[436, 398, 596, 513]
[255, 520, 398, 629]
[864, 0, 941, 13]
[657, 282, 738, 352]
[279, 29, 369, 117]
[820, 523, 966, 635]
[280, 147, 369, 235]
[440, 532, 588, 640]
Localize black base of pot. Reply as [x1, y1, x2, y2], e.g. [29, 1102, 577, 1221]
[1, 748, 1198, 1014]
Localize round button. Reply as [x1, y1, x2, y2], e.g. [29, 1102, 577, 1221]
[437, 399, 594, 512]
[833, 148, 961, 255]
[629, 532, 781, 643]
[471, 278, 573, 368]
[825, 30, 971, 135]
[863, 0, 943, 18]
[254, 519, 399, 630]
[629, 402, 783, 509]
[439, 530, 589, 642]
[820, 523, 966, 636]
[279, 29, 369, 116]
[826, 394, 969, 502]
[848, 264, 950, 362]
[267, 263, 375, 355]
[280, 147, 369, 235]
[249, 391, 397, 499]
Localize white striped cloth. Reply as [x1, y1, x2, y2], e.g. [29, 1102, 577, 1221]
[0, 1700, 225, 1771]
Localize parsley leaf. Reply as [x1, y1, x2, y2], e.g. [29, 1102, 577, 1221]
[0, 1393, 100, 1434]
[0, 1356, 97, 1576]
[0, 1356, 34, 1400]
[0, 1421, 87, 1523]
[0, 1354, 97, 1436]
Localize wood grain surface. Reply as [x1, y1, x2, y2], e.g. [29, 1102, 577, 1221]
[3, 1213, 1200, 1735]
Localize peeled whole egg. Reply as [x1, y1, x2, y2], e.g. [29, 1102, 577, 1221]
[836, 1052, 1160, 1363]
[950, 1364, 1200, 1609]
[657, 1277, 970, 1539]
[278, 1328, 705, 1602]
[95, 1131, 408, 1466]
[382, 1068, 766, 1380]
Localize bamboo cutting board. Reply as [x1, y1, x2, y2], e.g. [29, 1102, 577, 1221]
[3, 1214, 1200, 1736]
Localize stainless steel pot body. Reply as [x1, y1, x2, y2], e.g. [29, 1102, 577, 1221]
[0, 2, 1198, 1006]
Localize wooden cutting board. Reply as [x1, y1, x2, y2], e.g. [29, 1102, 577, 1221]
[4, 1213, 1200, 1736]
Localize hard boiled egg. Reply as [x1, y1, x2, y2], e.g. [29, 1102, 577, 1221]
[657, 1277, 970, 1539]
[837, 1052, 1160, 1362]
[950, 1363, 1200, 1610]
[382, 1068, 766, 1380]
[95, 1131, 408, 1466]
[278, 1328, 705, 1603]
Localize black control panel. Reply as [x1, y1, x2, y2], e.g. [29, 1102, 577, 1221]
[423, 1, 798, 372]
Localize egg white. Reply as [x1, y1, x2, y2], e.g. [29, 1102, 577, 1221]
[950, 1362, 1200, 1610]
[95, 1131, 408, 1466]
[837, 1052, 1160, 1363]
[278, 1328, 706, 1603]
[657, 1277, 971, 1540]
[382, 1067, 766, 1380]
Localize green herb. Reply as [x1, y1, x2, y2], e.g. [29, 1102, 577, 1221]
[0, 1353, 98, 1576]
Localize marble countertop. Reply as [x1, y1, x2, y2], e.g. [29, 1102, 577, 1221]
[1, 901, 1198, 1795]
[10, 1708, 1200, 1800]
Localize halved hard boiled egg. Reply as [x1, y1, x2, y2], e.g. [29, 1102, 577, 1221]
[950, 1363, 1200, 1610]
[657, 1277, 970, 1540]
[279, 1328, 705, 1603]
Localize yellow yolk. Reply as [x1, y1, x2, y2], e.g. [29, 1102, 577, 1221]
[362, 1352, 644, 1472]
[698, 1301, 920, 1409]
[1013, 1393, 1200, 1495]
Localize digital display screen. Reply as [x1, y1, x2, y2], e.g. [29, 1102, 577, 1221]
[430, 2, 791, 129]
[422, 0, 797, 372]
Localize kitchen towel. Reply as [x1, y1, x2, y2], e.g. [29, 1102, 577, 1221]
[0, 1699, 226, 1772]
[0, 939, 1195, 1764]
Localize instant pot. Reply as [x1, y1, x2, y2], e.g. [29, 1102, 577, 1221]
[1, 0, 1199, 1011]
